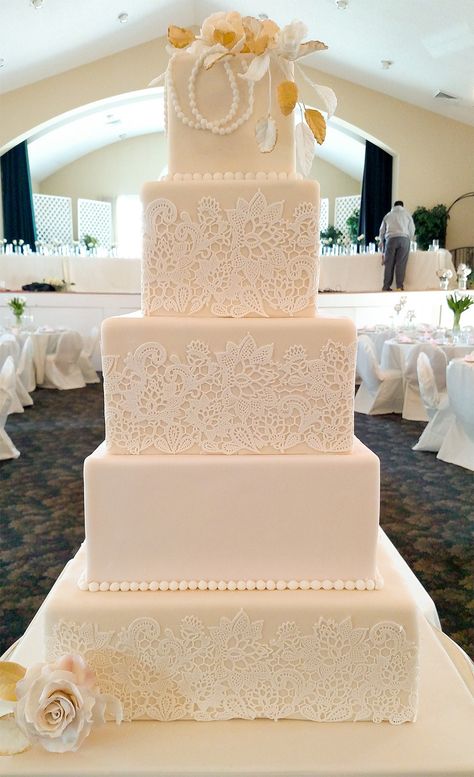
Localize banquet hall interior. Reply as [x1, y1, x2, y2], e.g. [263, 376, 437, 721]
[0, 0, 473, 773]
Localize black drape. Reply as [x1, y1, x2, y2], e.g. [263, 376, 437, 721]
[358, 140, 393, 243]
[1, 141, 37, 246]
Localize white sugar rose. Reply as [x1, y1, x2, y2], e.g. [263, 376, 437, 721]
[200, 11, 245, 47]
[276, 20, 308, 59]
[14, 654, 121, 753]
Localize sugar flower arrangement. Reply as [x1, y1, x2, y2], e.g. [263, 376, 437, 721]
[0, 655, 122, 755]
[152, 11, 337, 175]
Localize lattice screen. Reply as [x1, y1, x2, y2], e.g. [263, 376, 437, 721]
[33, 194, 73, 243]
[335, 195, 361, 241]
[78, 198, 112, 247]
[319, 198, 329, 233]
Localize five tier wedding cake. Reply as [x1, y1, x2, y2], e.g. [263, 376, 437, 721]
[42, 12, 419, 724]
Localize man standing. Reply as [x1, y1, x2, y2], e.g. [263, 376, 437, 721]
[379, 201, 415, 291]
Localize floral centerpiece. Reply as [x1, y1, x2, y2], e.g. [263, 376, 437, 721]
[153, 12, 336, 174]
[0, 655, 122, 755]
[446, 292, 474, 335]
[7, 296, 27, 326]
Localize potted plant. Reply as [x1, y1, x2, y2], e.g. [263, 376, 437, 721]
[412, 204, 449, 251]
[346, 208, 360, 244]
[7, 296, 27, 327]
[446, 292, 474, 336]
[320, 225, 344, 250]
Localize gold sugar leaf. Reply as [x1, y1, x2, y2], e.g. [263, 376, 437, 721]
[213, 29, 237, 49]
[167, 25, 195, 49]
[277, 81, 298, 116]
[304, 108, 327, 145]
[0, 662, 26, 702]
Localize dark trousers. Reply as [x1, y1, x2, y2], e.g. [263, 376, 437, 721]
[383, 236, 410, 290]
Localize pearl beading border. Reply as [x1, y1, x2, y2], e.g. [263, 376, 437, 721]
[168, 51, 255, 136]
[163, 171, 303, 182]
[79, 574, 384, 593]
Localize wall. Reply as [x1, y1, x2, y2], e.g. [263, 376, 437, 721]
[1, 36, 474, 247]
[38, 133, 167, 239]
[314, 158, 360, 224]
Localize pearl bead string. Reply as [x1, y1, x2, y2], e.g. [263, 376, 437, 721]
[79, 575, 384, 593]
[167, 51, 255, 136]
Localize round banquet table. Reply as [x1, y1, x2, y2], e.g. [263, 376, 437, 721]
[381, 338, 473, 373]
[15, 329, 73, 385]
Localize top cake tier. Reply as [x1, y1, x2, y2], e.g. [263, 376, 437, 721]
[167, 53, 295, 175]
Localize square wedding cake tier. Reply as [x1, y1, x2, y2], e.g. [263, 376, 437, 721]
[142, 178, 319, 318]
[83, 439, 380, 588]
[167, 54, 295, 174]
[102, 313, 356, 455]
[44, 536, 419, 724]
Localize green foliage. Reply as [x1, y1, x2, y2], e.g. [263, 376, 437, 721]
[7, 296, 26, 320]
[346, 208, 360, 243]
[320, 224, 344, 245]
[82, 234, 99, 248]
[446, 292, 474, 314]
[412, 204, 449, 250]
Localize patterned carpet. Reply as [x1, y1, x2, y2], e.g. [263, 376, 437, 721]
[0, 383, 472, 658]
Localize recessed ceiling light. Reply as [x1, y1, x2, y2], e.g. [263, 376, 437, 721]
[335, 0, 349, 9]
[30, 0, 45, 9]
[0, 58, 5, 69]
[381, 60, 394, 70]
[118, 12, 129, 24]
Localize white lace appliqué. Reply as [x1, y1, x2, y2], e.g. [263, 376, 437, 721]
[47, 610, 418, 724]
[142, 191, 318, 317]
[103, 336, 355, 454]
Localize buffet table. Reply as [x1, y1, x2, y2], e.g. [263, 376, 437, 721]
[319, 249, 455, 293]
[0, 250, 455, 295]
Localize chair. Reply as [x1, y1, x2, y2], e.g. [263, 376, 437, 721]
[78, 326, 100, 384]
[373, 329, 396, 362]
[0, 355, 24, 415]
[412, 353, 453, 452]
[17, 335, 36, 393]
[41, 331, 86, 390]
[437, 361, 474, 471]
[0, 383, 20, 460]
[354, 336, 403, 414]
[0, 335, 23, 413]
[402, 343, 447, 421]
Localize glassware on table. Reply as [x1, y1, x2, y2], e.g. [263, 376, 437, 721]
[456, 263, 471, 291]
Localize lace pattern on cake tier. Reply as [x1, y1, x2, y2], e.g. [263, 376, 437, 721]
[103, 336, 355, 454]
[47, 611, 418, 724]
[142, 191, 318, 317]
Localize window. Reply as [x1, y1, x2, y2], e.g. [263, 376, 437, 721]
[116, 195, 143, 257]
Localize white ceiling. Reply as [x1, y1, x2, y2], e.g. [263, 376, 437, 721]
[1, 0, 472, 183]
[1, 0, 473, 126]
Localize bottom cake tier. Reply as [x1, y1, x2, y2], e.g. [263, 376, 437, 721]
[43, 535, 419, 724]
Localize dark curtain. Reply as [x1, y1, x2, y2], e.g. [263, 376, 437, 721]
[1, 141, 37, 246]
[358, 140, 393, 243]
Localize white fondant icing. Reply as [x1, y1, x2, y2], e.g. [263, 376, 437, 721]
[102, 319, 355, 456]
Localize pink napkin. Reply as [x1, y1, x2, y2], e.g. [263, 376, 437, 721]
[464, 352, 474, 363]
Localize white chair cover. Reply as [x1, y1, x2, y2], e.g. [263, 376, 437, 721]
[373, 329, 396, 362]
[437, 361, 474, 471]
[0, 380, 20, 460]
[402, 344, 447, 422]
[413, 353, 454, 453]
[354, 336, 404, 415]
[41, 331, 86, 390]
[78, 326, 100, 384]
[0, 334, 32, 408]
[0, 392, 19, 459]
[0, 334, 20, 366]
[0, 351, 24, 414]
[17, 335, 36, 393]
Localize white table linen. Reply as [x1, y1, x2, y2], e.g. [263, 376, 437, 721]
[437, 357, 474, 470]
[319, 249, 455, 293]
